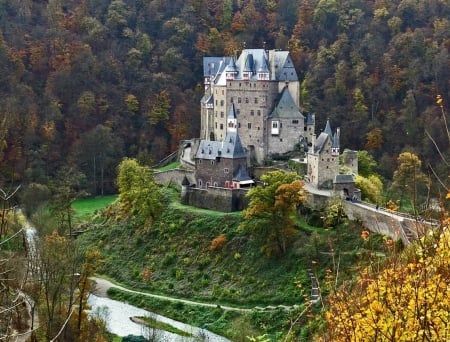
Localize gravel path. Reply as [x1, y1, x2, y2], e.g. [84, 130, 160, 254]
[90, 276, 300, 312]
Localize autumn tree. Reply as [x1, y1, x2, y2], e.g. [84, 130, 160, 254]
[322, 220, 450, 341]
[239, 170, 307, 257]
[390, 152, 427, 213]
[116, 158, 164, 228]
[148, 89, 171, 126]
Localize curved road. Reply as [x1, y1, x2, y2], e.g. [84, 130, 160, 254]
[91, 276, 300, 312]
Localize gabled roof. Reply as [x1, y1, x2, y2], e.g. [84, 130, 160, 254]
[208, 49, 299, 83]
[268, 86, 304, 120]
[268, 50, 298, 81]
[195, 131, 246, 160]
[203, 57, 232, 77]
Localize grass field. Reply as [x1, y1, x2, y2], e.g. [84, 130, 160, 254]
[72, 195, 117, 221]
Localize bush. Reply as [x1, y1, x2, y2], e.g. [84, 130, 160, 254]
[210, 234, 227, 251]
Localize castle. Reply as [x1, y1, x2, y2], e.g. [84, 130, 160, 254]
[177, 48, 356, 211]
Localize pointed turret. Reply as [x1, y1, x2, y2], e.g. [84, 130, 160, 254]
[227, 103, 237, 133]
[331, 127, 340, 157]
[324, 119, 333, 137]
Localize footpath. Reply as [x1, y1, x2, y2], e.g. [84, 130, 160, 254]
[91, 276, 302, 312]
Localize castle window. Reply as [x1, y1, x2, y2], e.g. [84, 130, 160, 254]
[250, 110, 254, 116]
[220, 123, 223, 130]
[248, 123, 252, 129]
[257, 110, 261, 116]
[199, 179, 203, 187]
[239, 83, 242, 87]
[238, 97, 242, 103]
[292, 119, 299, 124]
[222, 90, 224, 95]
[211, 160, 215, 165]
[220, 100, 224, 106]
[224, 168, 229, 174]
[238, 123, 241, 128]
[230, 97, 234, 103]
[215, 123, 217, 128]
[280, 138, 283, 142]
[215, 112, 217, 117]
[214, 182, 218, 187]
[245, 98, 249, 103]
[236, 109, 240, 115]
[220, 112, 224, 118]
[198, 159, 202, 164]
[255, 98, 258, 104]
[215, 100, 218, 105]
[257, 127, 260, 130]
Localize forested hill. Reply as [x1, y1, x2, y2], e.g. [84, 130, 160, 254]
[1, 0, 450, 193]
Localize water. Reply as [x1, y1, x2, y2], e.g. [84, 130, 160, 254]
[87, 294, 231, 341]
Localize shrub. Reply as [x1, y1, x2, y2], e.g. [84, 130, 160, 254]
[210, 234, 227, 251]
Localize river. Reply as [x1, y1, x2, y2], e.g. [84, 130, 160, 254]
[88, 294, 230, 341]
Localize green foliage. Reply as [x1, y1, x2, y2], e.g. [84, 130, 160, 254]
[240, 171, 307, 256]
[357, 150, 377, 177]
[117, 158, 164, 227]
[355, 174, 383, 204]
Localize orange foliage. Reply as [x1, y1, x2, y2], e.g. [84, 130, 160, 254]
[210, 234, 227, 251]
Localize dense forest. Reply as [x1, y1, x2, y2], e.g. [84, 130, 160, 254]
[1, 0, 450, 195]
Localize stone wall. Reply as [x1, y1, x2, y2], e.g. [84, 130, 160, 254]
[343, 201, 432, 245]
[154, 169, 195, 186]
[185, 187, 249, 212]
[267, 118, 305, 156]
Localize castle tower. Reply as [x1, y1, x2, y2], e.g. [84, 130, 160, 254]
[307, 120, 340, 189]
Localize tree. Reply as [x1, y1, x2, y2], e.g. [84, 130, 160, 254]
[391, 152, 427, 212]
[116, 158, 164, 228]
[49, 166, 88, 236]
[322, 221, 450, 341]
[357, 150, 377, 178]
[148, 89, 171, 126]
[355, 174, 383, 204]
[239, 171, 307, 256]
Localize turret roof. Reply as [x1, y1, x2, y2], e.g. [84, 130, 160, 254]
[232, 164, 252, 182]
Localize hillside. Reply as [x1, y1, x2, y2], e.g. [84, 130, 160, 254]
[76, 189, 389, 339]
[0, 0, 450, 198]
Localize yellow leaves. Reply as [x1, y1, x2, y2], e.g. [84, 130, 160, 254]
[436, 94, 443, 106]
[324, 218, 450, 341]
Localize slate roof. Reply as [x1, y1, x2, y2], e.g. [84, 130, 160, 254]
[195, 131, 246, 160]
[209, 49, 298, 84]
[314, 132, 330, 154]
[268, 50, 298, 81]
[203, 57, 232, 77]
[305, 112, 315, 126]
[268, 87, 304, 119]
[232, 164, 253, 183]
